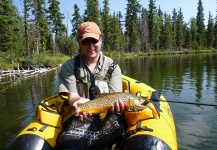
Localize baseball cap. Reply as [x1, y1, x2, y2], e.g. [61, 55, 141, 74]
[77, 22, 101, 41]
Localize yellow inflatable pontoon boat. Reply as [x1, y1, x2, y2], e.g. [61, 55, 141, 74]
[12, 75, 177, 150]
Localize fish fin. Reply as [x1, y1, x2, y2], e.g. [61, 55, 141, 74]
[62, 106, 75, 122]
[99, 112, 107, 120]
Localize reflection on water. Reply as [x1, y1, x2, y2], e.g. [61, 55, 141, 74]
[117, 54, 217, 104]
[0, 69, 59, 149]
[0, 53, 217, 150]
[116, 53, 217, 150]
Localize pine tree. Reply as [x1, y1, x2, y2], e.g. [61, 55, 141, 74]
[184, 27, 191, 49]
[47, 0, 65, 53]
[171, 8, 177, 50]
[214, 14, 217, 49]
[71, 4, 82, 37]
[182, 22, 188, 49]
[110, 12, 124, 52]
[0, 0, 20, 59]
[162, 13, 173, 50]
[152, 14, 161, 50]
[140, 8, 149, 52]
[148, 0, 157, 50]
[117, 11, 125, 51]
[176, 8, 184, 50]
[83, 0, 100, 25]
[125, 0, 141, 52]
[206, 11, 214, 49]
[23, 0, 32, 57]
[118, 11, 124, 32]
[189, 17, 198, 49]
[196, 0, 205, 49]
[157, 6, 164, 50]
[101, 0, 111, 51]
[34, 0, 49, 53]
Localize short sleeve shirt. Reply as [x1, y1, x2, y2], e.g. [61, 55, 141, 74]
[59, 52, 122, 98]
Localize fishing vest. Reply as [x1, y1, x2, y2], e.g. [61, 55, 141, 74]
[56, 54, 126, 149]
[74, 54, 117, 100]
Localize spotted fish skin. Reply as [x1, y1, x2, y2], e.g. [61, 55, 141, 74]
[63, 92, 145, 122]
[76, 92, 144, 114]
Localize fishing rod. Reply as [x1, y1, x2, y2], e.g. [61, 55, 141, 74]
[151, 99, 217, 107]
[137, 92, 217, 107]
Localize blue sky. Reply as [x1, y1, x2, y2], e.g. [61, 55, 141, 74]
[14, 0, 216, 33]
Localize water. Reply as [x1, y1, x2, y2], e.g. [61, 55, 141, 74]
[117, 53, 217, 150]
[0, 69, 59, 149]
[0, 53, 217, 150]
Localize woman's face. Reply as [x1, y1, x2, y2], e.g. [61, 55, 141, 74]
[79, 37, 102, 60]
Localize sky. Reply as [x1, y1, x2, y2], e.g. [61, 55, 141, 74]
[13, 0, 216, 33]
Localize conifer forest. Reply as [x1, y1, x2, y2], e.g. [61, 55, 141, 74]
[0, 0, 216, 69]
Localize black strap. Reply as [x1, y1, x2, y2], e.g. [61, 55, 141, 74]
[74, 54, 81, 81]
[39, 103, 61, 115]
[73, 54, 117, 100]
[74, 54, 117, 82]
[125, 121, 153, 138]
[106, 61, 117, 79]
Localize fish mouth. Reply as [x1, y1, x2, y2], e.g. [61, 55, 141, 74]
[132, 105, 147, 111]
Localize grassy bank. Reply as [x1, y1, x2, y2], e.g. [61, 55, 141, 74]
[0, 49, 215, 70]
[104, 49, 215, 58]
[0, 53, 70, 70]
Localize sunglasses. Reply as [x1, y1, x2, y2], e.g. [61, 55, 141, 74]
[81, 38, 99, 45]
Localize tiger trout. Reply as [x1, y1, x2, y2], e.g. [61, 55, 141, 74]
[63, 92, 146, 122]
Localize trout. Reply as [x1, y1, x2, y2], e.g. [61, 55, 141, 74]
[63, 92, 146, 122]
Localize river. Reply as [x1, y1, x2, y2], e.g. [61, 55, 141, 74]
[0, 53, 217, 150]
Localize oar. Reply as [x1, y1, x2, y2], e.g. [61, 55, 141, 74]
[151, 99, 217, 107]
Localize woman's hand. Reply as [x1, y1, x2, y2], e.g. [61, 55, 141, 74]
[72, 98, 92, 121]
